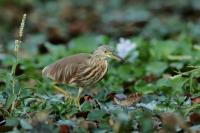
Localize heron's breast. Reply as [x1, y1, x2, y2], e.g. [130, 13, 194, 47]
[92, 60, 108, 83]
[71, 60, 108, 86]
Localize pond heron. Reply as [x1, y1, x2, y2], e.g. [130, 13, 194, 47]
[42, 45, 123, 109]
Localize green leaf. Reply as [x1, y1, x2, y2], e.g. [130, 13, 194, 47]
[170, 76, 188, 94]
[19, 119, 33, 130]
[4, 94, 16, 110]
[146, 61, 168, 75]
[5, 118, 19, 126]
[141, 118, 154, 133]
[156, 76, 189, 94]
[87, 109, 106, 121]
[134, 80, 156, 94]
[81, 101, 94, 111]
[19, 119, 33, 129]
[149, 40, 177, 60]
[45, 43, 67, 57]
[68, 35, 104, 53]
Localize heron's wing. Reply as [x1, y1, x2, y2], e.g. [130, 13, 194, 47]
[42, 53, 91, 83]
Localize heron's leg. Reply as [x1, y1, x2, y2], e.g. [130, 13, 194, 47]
[51, 82, 71, 97]
[51, 83, 74, 104]
[76, 87, 83, 110]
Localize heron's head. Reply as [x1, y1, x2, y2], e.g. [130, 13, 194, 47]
[94, 45, 123, 61]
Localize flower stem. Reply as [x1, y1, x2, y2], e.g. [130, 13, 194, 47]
[10, 14, 27, 112]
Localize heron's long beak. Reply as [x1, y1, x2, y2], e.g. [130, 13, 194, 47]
[107, 52, 124, 62]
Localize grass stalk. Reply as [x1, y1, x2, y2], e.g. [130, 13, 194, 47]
[10, 14, 27, 112]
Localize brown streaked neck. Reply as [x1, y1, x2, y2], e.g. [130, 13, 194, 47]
[89, 54, 107, 66]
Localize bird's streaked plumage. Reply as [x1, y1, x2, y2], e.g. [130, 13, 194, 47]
[42, 45, 123, 87]
[42, 45, 123, 109]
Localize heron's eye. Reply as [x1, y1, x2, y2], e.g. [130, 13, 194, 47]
[104, 50, 108, 53]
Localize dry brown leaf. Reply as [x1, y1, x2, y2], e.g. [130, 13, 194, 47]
[192, 96, 200, 103]
[106, 92, 116, 101]
[142, 74, 158, 83]
[74, 111, 89, 118]
[80, 95, 94, 104]
[69, 21, 88, 36]
[0, 126, 13, 132]
[84, 95, 93, 102]
[114, 93, 142, 107]
[189, 113, 200, 125]
[80, 120, 98, 129]
[47, 26, 67, 44]
[29, 111, 49, 127]
[160, 113, 191, 133]
[59, 125, 71, 133]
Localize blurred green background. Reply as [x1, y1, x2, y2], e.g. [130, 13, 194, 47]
[1, 0, 200, 47]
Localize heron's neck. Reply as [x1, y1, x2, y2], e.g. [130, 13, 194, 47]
[89, 54, 107, 66]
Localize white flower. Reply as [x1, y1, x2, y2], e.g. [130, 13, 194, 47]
[116, 38, 138, 62]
